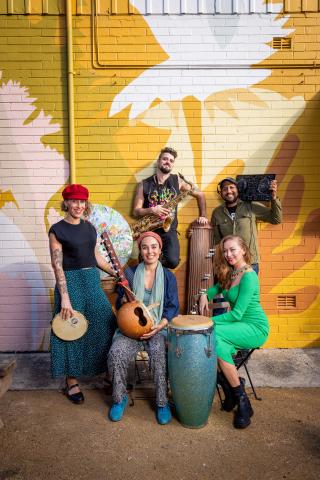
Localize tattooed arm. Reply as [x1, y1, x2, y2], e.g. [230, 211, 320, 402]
[49, 233, 74, 320]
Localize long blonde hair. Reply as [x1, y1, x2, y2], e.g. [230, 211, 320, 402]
[214, 235, 252, 289]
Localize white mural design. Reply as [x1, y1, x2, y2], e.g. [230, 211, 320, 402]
[110, 0, 291, 118]
[0, 79, 68, 350]
[110, 1, 305, 191]
[137, 88, 305, 189]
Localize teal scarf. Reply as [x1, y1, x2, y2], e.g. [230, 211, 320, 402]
[132, 262, 164, 325]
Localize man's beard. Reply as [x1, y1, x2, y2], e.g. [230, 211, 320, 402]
[159, 165, 171, 174]
[224, 193, 239, 205]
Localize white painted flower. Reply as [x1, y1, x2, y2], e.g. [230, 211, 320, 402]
[0, 79, 68, 350]
[110, 0, 291, 118]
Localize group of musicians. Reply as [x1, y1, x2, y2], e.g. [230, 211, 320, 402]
[49, 147, 282, 429]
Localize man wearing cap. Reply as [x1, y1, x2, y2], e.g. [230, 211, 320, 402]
[133, 147, 208, 269]
[212, 177, 282, 273]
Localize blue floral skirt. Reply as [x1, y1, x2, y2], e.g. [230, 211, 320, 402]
[50, 267, 116, 378]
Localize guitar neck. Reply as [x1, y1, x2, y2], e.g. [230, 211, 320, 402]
[100, 231, 135, 302]
[101, 232, 125, 281]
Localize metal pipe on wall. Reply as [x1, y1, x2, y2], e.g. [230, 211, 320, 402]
[66, 0, 76, 183]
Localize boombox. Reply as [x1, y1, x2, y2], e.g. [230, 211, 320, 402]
[236, 174, 275, 202]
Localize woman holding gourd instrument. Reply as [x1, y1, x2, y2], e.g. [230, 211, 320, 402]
[107, 231, 179, 425]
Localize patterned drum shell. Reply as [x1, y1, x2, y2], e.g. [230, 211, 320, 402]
[168, 315, 217, 428]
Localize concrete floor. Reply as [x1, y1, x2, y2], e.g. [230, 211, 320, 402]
[1, 348, 320, 390]
[0, 388, 319, 480]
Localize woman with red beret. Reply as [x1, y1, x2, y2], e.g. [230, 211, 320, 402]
[49, 184, 117, 404]
[107, 231, 179, 425]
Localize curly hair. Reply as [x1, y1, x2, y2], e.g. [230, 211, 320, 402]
[214, 235, 252, 290]
[61, 200, 92, 218]
[158, 147, 178, 160]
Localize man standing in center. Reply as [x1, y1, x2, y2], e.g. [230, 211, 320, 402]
[133, 147, 208, 269]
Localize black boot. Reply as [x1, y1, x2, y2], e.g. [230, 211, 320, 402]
[233, 384, 254, 429]
[217, 371, 237, 412]
[217, 373, 246, 412]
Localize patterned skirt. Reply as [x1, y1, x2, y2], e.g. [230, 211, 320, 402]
[50, 267, 116, 378]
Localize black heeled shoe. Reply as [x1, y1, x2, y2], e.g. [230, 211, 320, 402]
[63, 382, 84, 404]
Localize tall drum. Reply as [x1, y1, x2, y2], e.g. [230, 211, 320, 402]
[168, 315, 217, 428]
[187, 223, 214, 315]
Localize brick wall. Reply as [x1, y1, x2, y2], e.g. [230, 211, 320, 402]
[0, 5, 319, 350]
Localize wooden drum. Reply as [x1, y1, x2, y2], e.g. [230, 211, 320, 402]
[187, 222, 214, 316]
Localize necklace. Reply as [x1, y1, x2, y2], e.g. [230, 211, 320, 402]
[231, 264, 250, 280]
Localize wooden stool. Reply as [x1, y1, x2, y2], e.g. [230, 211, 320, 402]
[128, 351, 155, 406]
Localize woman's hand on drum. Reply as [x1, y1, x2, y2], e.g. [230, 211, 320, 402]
[199, 293, 209, 316]
[60, 297, 75, 320]
[140, 319, 168, 340]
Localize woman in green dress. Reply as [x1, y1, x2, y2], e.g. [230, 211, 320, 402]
[49, 184, 117, 404]
[199, 235, 269, 429]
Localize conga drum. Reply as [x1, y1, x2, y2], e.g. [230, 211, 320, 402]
[168, 315, 217, 428]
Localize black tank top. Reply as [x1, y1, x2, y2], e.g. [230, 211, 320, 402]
[49, 219, 97, 270]
[142, 174, 180, 230]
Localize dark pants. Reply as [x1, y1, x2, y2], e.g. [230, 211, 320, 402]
[156, 228, 180, 269]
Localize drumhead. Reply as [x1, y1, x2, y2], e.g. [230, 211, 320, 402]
[52, 311, 88, 341]
[170, 315, 213, 331]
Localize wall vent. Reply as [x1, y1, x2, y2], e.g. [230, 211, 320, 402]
[277, 295, 296, 309]
[272, 37, 292, 50]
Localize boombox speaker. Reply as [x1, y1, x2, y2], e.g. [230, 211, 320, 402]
[236, 174, 276, 202]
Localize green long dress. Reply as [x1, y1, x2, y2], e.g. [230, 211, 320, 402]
[206, 271, 269, 365]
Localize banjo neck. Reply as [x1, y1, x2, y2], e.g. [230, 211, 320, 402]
[100, 231, 136, 303]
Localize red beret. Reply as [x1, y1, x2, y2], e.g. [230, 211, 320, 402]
[62, 184, 89, 200]
[136, 231, 163, 249]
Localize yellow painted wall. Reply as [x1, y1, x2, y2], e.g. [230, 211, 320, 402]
[0, 3, 319, 350]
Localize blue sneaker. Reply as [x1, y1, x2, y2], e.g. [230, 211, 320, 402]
[109, 395, 128, 422]
[156, 404, 172, 425]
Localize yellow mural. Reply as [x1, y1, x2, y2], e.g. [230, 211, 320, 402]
[0, 2, 320, 349]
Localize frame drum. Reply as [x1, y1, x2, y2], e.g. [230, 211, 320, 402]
[52, 311, 88, 341]
[168, 315, 217, 428]
[88, 204, 133, 280]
